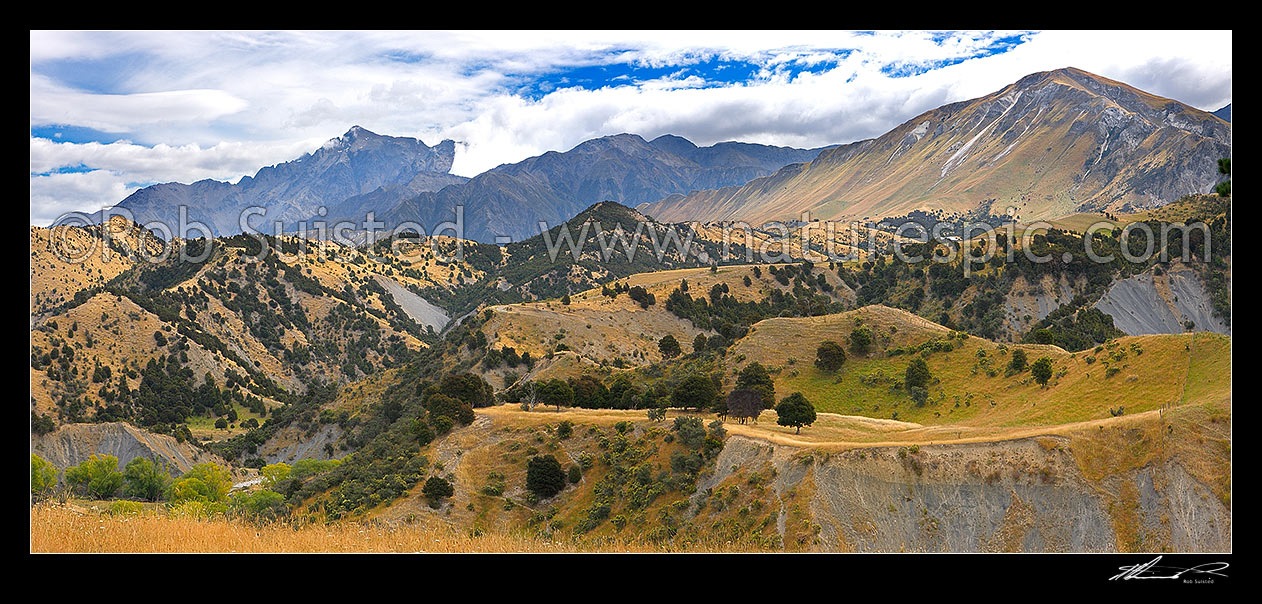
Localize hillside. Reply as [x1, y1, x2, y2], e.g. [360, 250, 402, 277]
[28, 221, 478, 441]
[640, 67, 1230, 226]
[168, 303, 1229, 552]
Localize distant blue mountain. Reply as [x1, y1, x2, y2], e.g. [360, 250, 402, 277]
[1213, 104, 1231, 122]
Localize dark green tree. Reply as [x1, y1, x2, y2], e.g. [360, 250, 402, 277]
[422, 476, 454, 508]
[848, 327, 873, 353]
[1215, 158, 1230, 197]
[538, 379, 574, 411]
[658, 334, 682, 359]
[775, 392, 817, 434]
[526, 455, 567, 499]
[737, 362, 776, 409]
[426, 393, 475, 425]
[1031, 357, 1053, 385]
[671, 374, 718, 410]
[1008, 349, 1028, 374]
[905, 358, 932, 390]
[814, 340, 846, 372]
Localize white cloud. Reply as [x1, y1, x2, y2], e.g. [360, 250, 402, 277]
[30, 136, 323, 183]
[30, 30, 1231, 220]
[30, 170, 140, 226]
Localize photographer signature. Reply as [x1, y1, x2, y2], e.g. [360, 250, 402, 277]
[1110, 556, 1229, 581]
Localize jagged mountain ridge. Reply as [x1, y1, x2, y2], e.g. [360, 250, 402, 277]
[378, 133, 833, 243]
[88, 126, 462, 236]
[639, 67, 1231, 225]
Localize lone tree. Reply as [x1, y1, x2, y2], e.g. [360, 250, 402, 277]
[693, 333, 707, 354]
[736, 362, 776, 409]
[560, 294, 571, 305]
[422, 476, 454, 508]
[526, 455, 567, 499]
[658, 334, 682, 359]
[1031, 357, 1053, 385]
[537, 379, 574, 412]
[815, 340, 846, 372]
[775, 392, 817, 434]
[848, 327, 873, 353]
[672, 374, 717, 410]
[725, 389, 764, 424]
[905, 358, 932, 390]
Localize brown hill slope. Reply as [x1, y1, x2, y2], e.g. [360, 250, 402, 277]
[641, 67, 1230, 225]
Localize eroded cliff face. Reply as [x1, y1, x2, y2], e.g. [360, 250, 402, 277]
[1094, 266, 1229, 336]
[31, 422, 227, 478]
[699, 435, 1229, 552]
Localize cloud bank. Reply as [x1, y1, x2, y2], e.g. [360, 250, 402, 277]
[29, 30, 1232, 225]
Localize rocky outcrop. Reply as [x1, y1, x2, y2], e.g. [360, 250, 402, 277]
[373, 275, 450, 332]
[254, 424, 345, 465]
[31, 422, 225, 477]
[1094, 266, 1228, 335]
[699, 435, 1229, 552]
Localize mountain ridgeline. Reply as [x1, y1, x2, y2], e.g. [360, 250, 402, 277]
[640, 67, 1231, 226]
[80, 127, 464, 237]
[375, 134, 831, 243]
[82, 128, 830, 245]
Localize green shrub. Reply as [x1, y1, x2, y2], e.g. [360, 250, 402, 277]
[122, 457, 173, 502]
[64, 454, 123, 499]
[422, 476, 454, 508]
[31, 454, 58, 500]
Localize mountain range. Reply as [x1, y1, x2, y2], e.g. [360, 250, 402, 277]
[375, 133, 833, 242]
[96, 126, 464, 236]
[69, 67, 1228, 244]
[640, 67, 1231, 225]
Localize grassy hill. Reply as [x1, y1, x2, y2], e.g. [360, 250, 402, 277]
[728, 305, 1229, 427]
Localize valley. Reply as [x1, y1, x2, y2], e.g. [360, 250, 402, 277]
[30, 62, 1230, 555]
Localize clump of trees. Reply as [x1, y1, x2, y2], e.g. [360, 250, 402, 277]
[65, 454, 123, 499]
[122, 457, 172, 501]
[736, 362, 776, 409]
[31, 454, 58, 501]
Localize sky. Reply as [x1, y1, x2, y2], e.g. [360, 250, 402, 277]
[29, 30, 1233, 225]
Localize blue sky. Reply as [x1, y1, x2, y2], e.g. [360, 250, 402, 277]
[29, 30, 1232, 225]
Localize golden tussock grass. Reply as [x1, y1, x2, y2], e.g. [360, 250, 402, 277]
[30, 505, 761, 553]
